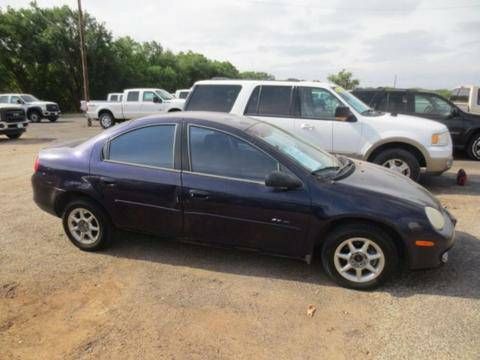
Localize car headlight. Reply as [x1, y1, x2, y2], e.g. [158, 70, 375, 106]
[431, 131, 450, 146]
[425, 207, 445, 231]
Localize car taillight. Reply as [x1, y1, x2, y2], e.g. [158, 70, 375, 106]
[34, 156, 39, 172]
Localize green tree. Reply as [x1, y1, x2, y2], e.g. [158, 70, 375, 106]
[239, 71, 275, 80]
[327, 69, 360, 90]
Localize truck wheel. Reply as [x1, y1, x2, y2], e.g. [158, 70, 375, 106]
[99, 112, 115, 129]
[29, 110, 42, 123]
[48, 116, 59, 122]
[321, 223, 398, 290]
[6, 132, 22, 139]
[467, 133, 480, 160]
[372, 148, 420, 181]
[62, 199, 113, 251]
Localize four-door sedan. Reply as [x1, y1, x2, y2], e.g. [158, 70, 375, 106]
[32, 112, 456, 289]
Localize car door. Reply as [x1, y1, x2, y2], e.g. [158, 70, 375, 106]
[244, 85, 295, 133]
[90, 123, 183, 237]
[141, 90, 167, 116]
[123, 90, 142, 119]
[181, 124, 312, 258]
[412, 93, 465, 144]
[292, 86, 344, 152]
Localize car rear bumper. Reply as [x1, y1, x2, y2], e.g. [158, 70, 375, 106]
[31, 173, 63, 217]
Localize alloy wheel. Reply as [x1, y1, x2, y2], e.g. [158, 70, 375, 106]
[333, 237, 385, 283]
[382, 158, 411, 177]
[67, 208, 101, 245]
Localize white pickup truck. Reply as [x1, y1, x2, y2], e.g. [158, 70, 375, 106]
[185, 80, 453, 181]
[450, 85, 480, 115]
[85, 88, 185, 128]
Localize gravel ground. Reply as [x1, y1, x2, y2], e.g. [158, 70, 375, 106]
[0, 116, 479, 359]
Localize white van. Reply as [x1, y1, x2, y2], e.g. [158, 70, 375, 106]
[450, 86, 480, 115]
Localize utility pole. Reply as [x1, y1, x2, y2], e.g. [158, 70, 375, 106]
[393, 74, 397, 88]
[77, 0, 91, 126]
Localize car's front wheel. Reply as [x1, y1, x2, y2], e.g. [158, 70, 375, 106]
[29, 110, 42, 123]
[372, 148, 420, 181]
[467, 133, 480, 160]
[6, 132, 23, 139]
[321, 223, 399, 290]
[48, 116, 59, 122]
[62, 199, 112, 251]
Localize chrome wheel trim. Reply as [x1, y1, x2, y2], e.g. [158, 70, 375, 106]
[333, 237, 385, 283]
[100, 114, 112, 128]
[67, 208, 100, 245]
[472, 137, 480, 159]
[382, 158, 411, 177]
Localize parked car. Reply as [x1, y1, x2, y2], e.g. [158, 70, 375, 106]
[0, 93, 61, 122]
[352, 88, 480, 160]
[173, 89, 190, 99]
[450, 85, 480, 115]
[0, 104, 28, 139]
[31, 112, 456, 289]
[84, 88, 185, 129]
[184, 80, 453, 181]
[107, 93, 123, 102]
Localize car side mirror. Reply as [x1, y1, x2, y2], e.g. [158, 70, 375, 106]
[265, 171, 302, 190]
[335, 106, 356, 122]
[153, 96, 161, 103]
[450, 107, 459, 117]
[16, 99, 24, 104]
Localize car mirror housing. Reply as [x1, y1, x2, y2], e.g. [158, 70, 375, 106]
[265, 171, 302, 190]
[153, 96, 161, 103]
[335, 106, 356, 122]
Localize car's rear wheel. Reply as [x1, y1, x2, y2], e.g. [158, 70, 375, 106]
[6, 132, 22, 139]
[29, 110, 42, 123]
[48, 116, 59, 122]
[99, 112, 115, 129]
[321, 223, 399, 290]
[466, 133, 480, 160]
[62, 199, 112, 251]
[372, 148, 420, 181]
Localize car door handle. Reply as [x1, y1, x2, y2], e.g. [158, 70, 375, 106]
[99, 176, 116, 187]
[189, 189, 210, 199]
[301, 123, 314, 130]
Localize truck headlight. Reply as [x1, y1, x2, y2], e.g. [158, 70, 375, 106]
[431, 131, 450, 146]
[425, 207, 445, 231]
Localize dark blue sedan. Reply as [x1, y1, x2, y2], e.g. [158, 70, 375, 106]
[32, 112, 456, 289]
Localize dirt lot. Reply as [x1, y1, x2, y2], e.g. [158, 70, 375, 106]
[1, 116, 479, 359]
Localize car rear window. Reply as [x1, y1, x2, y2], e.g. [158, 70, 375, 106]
[185, 85, 241, 112]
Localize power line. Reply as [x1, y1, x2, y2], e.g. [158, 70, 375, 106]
[236, 0, 480, 12]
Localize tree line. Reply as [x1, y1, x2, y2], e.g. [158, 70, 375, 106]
[0, 4, 274, 111]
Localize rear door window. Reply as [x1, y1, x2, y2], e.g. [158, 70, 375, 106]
[108, 125, 176, 168]
[256, 86, 292, 116]
[185, 85, 241, 112]
[127, 91, 140, 102]
[0, 96, 9, 103]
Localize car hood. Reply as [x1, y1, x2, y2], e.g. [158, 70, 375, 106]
[27, 100, 57, 106]
[372, 112, 447, 133]
[337, 160, 441, 209]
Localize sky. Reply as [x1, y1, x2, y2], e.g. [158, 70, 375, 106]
[1, 0, 479, 89]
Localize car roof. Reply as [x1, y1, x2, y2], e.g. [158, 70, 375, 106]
[135, 111, 260, 131]
[193, 79, 336, 88]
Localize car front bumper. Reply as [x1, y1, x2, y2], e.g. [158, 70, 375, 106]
[0, 121, 28, 133]
[407, 209, 457, 269]
[42, 110, 61, 117]
[425, 144, 453, 174]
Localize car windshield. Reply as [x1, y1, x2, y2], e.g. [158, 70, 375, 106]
[155, 89, 173, 100]
[21, 94, 38, 102]
[246, 122, 340, 173]
[331, 86, 371, 114]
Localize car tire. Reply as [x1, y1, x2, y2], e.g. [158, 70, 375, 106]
[62, 199, 113, 251]
[466, 133, 480, 160]
[321, 223, 399, 290]
[99, 112, 115, 129]
[28, 110, 42, 123]
[48, 116, 59, 122]
[372, 148, 420, 181]
[6, 132, 22, 139]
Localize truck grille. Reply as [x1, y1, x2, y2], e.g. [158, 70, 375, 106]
[46, 104, 59, 112]
[3, 109, 26, 123]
